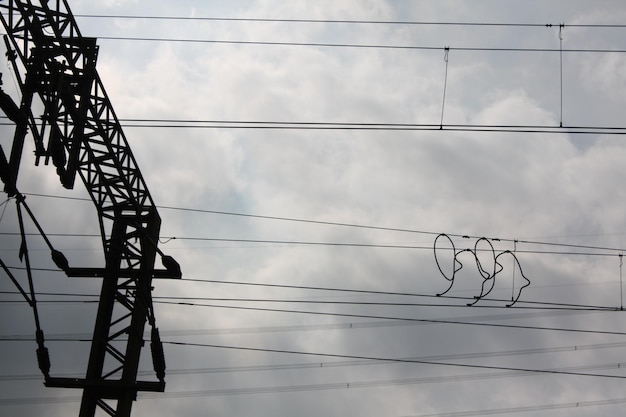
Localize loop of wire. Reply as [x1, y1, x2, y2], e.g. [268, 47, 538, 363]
[433, 233, 531, 307]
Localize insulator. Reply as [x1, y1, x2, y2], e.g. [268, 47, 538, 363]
[51, 249, 69, 271]
[35, 330, 50, 377]
[161, 255, 181, 278]
[150, 328, 166, 381]
[0, 88, 22, 123]
[36, 346, 50, 376]
[48, 125, 67, 169]
[60, 169, 76, 189]
[35, 329, 45, 344]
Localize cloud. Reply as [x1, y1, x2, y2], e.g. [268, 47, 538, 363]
[2, 1, 626, 417]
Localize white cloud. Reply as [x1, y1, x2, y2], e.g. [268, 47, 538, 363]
[2, 1, 626, 416]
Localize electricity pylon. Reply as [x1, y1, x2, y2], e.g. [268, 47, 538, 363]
[0, 1, 181, 416]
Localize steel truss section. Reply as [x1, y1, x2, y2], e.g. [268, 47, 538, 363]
[0, 1, 181, 416]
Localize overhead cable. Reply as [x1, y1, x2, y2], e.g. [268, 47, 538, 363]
[3, 118, 624, 135]
[0, 232, 623, 258]
[4, 341, 626, 380]
[16, 193, 626, 254]
[158, 301, 626, 335]
[1, 292, 621, 336]
[4, 382, 626, 407]
[0, 284, 617, 311]
[74, 14, 626, 29]
[403, 397, 626, 417]
[94, 35, 626, 54]
[164, 340, 626, 379]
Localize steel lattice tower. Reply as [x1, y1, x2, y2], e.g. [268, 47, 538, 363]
[0, 1, 181, 416]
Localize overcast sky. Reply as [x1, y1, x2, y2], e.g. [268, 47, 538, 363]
[2, 1, 626, 416]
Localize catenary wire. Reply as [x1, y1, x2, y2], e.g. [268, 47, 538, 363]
[0, 296, 611, 311]
[0, 232, 623, 257]
[155, 301, 626, 336]
[402, 398, 626, 417]
[1, 288, 623, 337]
[1, 294, 624, 400]
[1, 291, 617, 334]
[94, 35, 626, 54]
[157, 293, 617, 311]
[3, 380, 626, 407]
[14, 192, 626, 255]
[158, 281, 619, 310]
[1, 190, 620, 394]
[0, 297, 626, 342]
[1, 302, 622, 342]
[6, 338, 620, 385]
[3, 392, 626, 411]
[4, 360, 626, 387]
[163, 340, 626, 379]
[0, 273, 621, 311]
[4, 341, 626, 379]
[2, 118, 624, 135]
[107, 120, 626, 135]
[73, 15, 626, 28]
[172, 278, 617, 311]
[3, 339, 626, 380]
[188, 275, 600, 317]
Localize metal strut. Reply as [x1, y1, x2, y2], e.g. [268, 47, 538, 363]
[0, 1, 181, 416]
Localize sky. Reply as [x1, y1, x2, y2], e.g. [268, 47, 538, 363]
[1, 0, 626, 416]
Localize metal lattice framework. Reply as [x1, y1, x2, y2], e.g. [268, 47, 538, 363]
[0, 1, 181, 416]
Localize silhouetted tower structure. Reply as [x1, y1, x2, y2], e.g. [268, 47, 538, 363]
[0, 1, 181, 416]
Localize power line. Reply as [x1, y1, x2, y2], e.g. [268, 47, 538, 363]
[3, 118, 624, 135]
[4, 342, 625, 380]
[1, 262, 621, 312]
[0, 395, 82, 406]
[4, 375, 626, 406]
[1, 295, 591, 310]
[2, 289, 623, 339]
[0, 309, 587, 340]
[403, 397, 626, 417]
[0, 299, 95, 304]
[16, 342, 626, 375]
[95, 35, 626, 54]
[169, 237, 626, 257]
[0, 283, 616, 313]
[1, 261, 622, 315]
[156, 300, 626, 336]
[74, 14, 626, 29]
[154, 295, 614, 312]
[17, 193, 626, 254]
[0, 295, 610, 312]
[177, 278, 620, 311]
[0, 290, 97, 298]
[164, 340, 626, 379]
[114, 120, 626, 135]
[3, 232, 620, 257]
